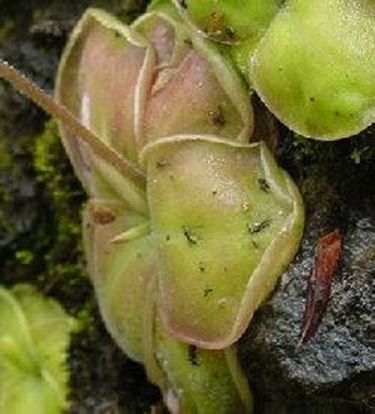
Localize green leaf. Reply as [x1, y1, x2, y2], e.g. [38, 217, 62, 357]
[0, 285, 77, 414]
[147, 140, 304, 348]
[185, 0, 284, 43]
[133, 8, 253, 153]
[175, 0, 284, 76]
[153, 317, 253, 414]
[250, 0, 375, 139]
[83, 201, 253, 411]
[56, 9, 150, 212]
[83, 199, 154, 362]
[130, 6, 304, 349]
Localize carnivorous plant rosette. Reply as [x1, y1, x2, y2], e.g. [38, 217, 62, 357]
[55, 4, 303, 349]
[0, 1, 305, 411]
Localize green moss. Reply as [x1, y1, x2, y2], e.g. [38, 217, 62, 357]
[0, 137, 11, 169]
[0, 160, 14, 241]
[34, 121, 81, 205]
[31, 119, 89, 312]
[279, 127, 375, 177]
[0, 19, 14, 41]
[30, 120, 158, 411]
[15, 250, 35, 265]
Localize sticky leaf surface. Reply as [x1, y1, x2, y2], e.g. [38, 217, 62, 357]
[251, 0, 375, 139]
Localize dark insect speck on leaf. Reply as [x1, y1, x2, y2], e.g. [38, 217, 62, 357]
[188, 345, 199, 366]
[156, 158, 169, 168]
[258, 178, 271, 193]
[251, 240, 259, 249]
[182, 226, 198, 245]
[225, 27, 235, 40]
[183, 38, 193, 47]
[203, 288, 213, 297]
[248, 219, 272, 235]
[208, 105, 226, 127]
[113, 30, 121, 38]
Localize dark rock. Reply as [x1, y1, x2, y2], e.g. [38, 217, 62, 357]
[240, 127, 375, 413]
[68, 306, 160, 414]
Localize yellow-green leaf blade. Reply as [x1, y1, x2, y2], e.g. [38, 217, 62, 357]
[148, 139, 304, 348]
[251, 0, 375, 139]
[0, 285, 77, 414]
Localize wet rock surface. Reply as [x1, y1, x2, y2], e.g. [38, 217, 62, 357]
[240, 128, 375, 413]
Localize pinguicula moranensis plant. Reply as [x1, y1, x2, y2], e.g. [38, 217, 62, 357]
[5, 0, 374, 411]
[56, 4, 302, 410]
[0, 55, 254, 413]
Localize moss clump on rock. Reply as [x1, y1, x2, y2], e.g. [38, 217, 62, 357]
[32, 119, 88, 310]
